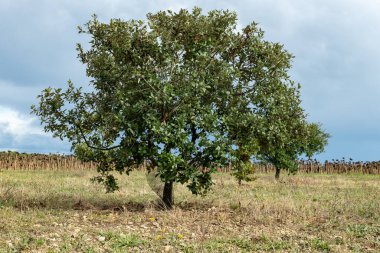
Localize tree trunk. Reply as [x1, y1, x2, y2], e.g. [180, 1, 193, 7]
[275, 167, 281, 180]
[162, 181, 174, 209]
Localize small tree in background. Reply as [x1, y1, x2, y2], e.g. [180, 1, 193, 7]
[252, 82, 330, 180]
[32, 7, 328, 208]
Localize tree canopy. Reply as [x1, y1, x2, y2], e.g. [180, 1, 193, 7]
[32, 7, 328, 208]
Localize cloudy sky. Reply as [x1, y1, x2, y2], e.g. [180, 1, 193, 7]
[0, 0, 379, 161]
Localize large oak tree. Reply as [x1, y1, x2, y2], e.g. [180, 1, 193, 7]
[32, 8, 328, 208]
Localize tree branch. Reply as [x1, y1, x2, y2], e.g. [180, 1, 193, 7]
[76, 123, 122, 151]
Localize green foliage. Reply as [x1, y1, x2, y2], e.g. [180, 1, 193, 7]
[31, 7, 328, 199]
[231, 158, 256, 185]
[253, 87, 330, 178]
[347, 224, 380, 238]
[106, 233, 146, 249]
[310, 237, 331, 252]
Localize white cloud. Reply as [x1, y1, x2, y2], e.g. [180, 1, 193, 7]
[0, 105, 70, 154]
[0, 105, 46, 141]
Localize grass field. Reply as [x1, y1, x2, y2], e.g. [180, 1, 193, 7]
[0, 170, 379, 252]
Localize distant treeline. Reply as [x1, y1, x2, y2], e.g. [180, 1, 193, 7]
[0, 151, 379, 174]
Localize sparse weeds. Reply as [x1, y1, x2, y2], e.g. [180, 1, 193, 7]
[310, 237, 331, 252]
[110, 233, 146, 250]
[0, 170, 378, 252]
[347, 224, 380, 239]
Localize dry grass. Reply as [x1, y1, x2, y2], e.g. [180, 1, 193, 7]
[0, 169, 379, 252]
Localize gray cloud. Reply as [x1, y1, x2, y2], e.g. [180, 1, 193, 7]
[0, 0, 379, 160]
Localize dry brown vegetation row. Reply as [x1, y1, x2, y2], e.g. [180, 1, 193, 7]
[1, 152, 380, 174]
[0, 151, 96, 170]
[249, 159, 380, 175]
